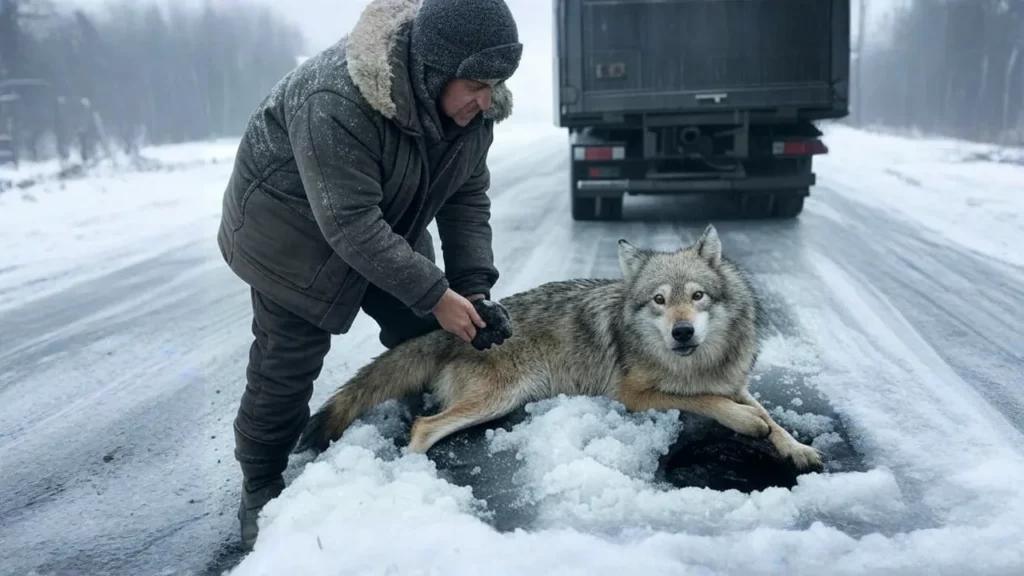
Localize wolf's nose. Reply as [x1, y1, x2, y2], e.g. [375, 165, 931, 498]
[671, 322, 695, 343]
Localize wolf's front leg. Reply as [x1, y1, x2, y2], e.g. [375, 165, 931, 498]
[733, 388, 823, 472]
[620, 388, 771, 439]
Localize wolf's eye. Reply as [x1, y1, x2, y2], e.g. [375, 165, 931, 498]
[692, 291, 705, 301]
[653, 294, 666, 305]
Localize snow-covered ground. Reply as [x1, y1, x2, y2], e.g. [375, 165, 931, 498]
[0, 124, 561, 315]
[0, 139, 240, 314]
[817, 123, 1024, 270]
[3, 122, 1023, 575]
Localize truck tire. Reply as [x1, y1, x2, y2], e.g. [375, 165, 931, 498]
[571, 195, 596, 220]
[572, 194, 623, 221]
[738, 194, 773, 219]
[772, 193, 806, 218]
[599, 196, 624, 221]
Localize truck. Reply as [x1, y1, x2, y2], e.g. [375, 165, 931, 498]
[552, 0, 851, 221]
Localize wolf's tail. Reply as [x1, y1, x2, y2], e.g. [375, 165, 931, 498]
[294, 331, 455, 455]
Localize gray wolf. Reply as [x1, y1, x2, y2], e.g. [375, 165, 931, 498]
[295, 224, 824, 473]
[215, 0, 523, 550]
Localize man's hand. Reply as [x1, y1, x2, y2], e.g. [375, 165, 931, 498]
[432, 289, 487, 343]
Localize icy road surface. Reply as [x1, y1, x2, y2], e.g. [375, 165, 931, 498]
[1, 123, 1023, 575]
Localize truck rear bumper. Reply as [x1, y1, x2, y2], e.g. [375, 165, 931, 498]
[575, 173, 815, 198]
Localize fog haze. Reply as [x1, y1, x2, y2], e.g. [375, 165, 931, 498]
[64, 0, 556, 123]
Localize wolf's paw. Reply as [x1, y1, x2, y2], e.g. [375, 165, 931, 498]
[779, 441, 823, 472]
[720, 403, 771, 438]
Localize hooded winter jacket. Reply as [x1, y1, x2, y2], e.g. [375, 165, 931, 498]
[217, 0, 516, 334]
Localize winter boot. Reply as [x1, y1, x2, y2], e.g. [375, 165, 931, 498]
[237, 475, 285, 551]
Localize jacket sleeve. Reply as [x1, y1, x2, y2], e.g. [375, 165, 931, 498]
[434, 129, 499, 300]
[288, 91, 449, 316]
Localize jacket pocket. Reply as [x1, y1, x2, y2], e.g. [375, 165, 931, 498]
[233, 185, 334, 293]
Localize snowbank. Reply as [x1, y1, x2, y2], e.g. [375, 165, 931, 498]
[817, 124, 1024, 270]
[0, 123, 559, 314]
[0, 141, 238, 314]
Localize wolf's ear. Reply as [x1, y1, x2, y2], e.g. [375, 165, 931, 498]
[618, 239, 646, 280]
[692, 224, 722, 267]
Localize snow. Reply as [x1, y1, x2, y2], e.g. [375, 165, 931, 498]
[232, 365, 1024, 576]
[816, 123, 1024, 270]
[0, 123, 561, 315]
[3, 120, 1024, 575]
[0, 140, 240, 314]
[223, 124, 1024, 576]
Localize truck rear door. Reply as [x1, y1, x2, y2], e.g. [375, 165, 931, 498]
[567, 0, 842, 115]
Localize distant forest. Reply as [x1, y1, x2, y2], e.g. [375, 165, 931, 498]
[854, 0, 1024, 145]
[0, 0, 307, 164]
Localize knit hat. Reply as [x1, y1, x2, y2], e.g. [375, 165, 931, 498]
[409, 0, 523, 102]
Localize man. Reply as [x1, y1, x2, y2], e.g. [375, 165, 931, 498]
[216, 0, 522, 550]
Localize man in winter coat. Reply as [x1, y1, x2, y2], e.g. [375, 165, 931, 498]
[216, 0, 522, 550]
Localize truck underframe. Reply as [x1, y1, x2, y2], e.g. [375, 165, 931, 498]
[567, 111, 830, 221]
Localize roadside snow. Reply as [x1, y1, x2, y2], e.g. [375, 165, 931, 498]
[0, 123, 559, 314]
[0, 139, 239, 313]
[816, 124, 1024, 270]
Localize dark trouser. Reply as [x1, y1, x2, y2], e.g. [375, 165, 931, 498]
[233, 285, 440, 488]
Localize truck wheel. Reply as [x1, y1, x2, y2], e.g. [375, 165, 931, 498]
[571, 195, 597, 221]
[572, 195, 623, 221]
[599, 196, 624, 221]
[738, 194, 773, 219]
[772, 195, 805, 218]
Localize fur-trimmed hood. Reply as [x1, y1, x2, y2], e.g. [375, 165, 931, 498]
[345, 0, 514, 128]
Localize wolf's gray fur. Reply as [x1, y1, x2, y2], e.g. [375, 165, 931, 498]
[296, 224, 822, 472]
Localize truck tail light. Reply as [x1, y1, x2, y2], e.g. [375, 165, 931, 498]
[587, 166, 620, 178]
[574, 145, 626, 161]
[772, 139, 828, 156]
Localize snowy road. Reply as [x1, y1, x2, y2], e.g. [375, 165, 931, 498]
[1, 124, 1023, 575]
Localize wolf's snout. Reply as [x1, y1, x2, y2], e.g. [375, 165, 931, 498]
[671, 321, 695, 343]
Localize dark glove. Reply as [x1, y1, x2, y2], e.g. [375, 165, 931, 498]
[470, 298, 513, 351]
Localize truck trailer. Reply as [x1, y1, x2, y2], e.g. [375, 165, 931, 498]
[552, 0, 851, 220]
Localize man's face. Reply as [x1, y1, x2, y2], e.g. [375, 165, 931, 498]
[440, 79, 494, 126]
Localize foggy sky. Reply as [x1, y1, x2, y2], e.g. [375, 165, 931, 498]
[254, 0, 558, 124]
[60, 0, 897, 126]
[65, 0, 555, 123]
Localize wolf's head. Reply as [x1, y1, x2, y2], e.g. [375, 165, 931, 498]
[617, 224, 759, 366]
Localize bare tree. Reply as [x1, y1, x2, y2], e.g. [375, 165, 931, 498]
[855, 0, 1024, 146]
[4, 0, 307, 165]
[854, 0, 868, 125]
